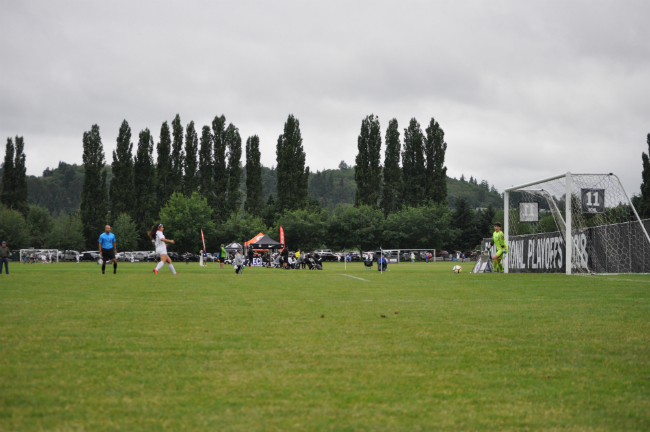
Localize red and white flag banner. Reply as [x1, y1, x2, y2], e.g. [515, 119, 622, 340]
[280, 226, 285, 251]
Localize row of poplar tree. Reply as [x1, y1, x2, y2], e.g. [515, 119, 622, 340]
[79, 114, 310, 249]
[354, 115, 448, 214]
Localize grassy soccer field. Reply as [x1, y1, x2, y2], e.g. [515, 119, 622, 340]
[1, 262, 649, 431]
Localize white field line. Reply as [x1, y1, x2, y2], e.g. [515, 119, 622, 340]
[341, 274, 369, 282]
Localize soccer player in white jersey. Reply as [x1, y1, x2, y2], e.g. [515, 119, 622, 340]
[149, 223, 178, 275]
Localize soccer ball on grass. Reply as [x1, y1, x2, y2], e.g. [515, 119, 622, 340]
[453, 265, 462, 273]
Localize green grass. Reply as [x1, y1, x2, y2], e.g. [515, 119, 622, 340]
[1, 261, 649, 431]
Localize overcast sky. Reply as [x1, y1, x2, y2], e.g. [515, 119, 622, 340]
[1, 0, 649, 195]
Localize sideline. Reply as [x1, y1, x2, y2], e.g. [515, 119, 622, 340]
[341, 274, 369, 282]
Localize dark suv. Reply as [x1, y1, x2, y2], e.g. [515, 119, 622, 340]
[80, 251, 100, 262]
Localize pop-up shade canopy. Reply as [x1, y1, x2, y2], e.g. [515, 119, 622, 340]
[245, 233, 284, 249]
[224, 242, 243, 252]
[245, 233, 265, 246]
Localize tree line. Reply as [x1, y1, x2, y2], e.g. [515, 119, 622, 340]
[12, 120, 647, 255]
[0, 116, 505, 253]
[354, 115, 448, 214]
[76, 114, 310, 250]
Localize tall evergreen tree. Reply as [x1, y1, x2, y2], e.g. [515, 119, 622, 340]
[170, 114, 184, 195]
[1, 138, 14, 208]
[401, 118, 426, 207]
[245, 135, 264, 217]
[212, 115, 228, 221]
[453, 197, 478, 250]
[639, 133, 650, 218]
[12, 137, 28, 216]
[354, 114, 382, 207]
[276, 114, 309, 212]
[109, 120, 134, 221]
[80, 125, 108, 248]
[225, 123, 242, 216]
[198, 125, 213, 201]
[133, 128, 156, 248]
[381, 119, 402, 216]
[263, 193, 277, 227]
[477, 204, 497, 239]
[425, 117, 448, 204]
[0, 137, 29, 216]
[184, 121, 199, 196]
[156, 121, 173, 210]
[636, 133, 650, 219]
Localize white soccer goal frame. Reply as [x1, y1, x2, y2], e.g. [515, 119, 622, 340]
[504, 172, 650, 275]
[19, 249, 60, 263]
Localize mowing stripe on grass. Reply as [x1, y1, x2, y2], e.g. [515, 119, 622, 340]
[341, 274, 369, 282]
[577, 274, 650, 283]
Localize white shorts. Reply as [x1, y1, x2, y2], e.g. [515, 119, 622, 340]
[156, 247, 168, 256]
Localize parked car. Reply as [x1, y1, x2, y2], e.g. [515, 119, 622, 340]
[167, 252, 180, 262]
[347, 251, 361, 262]
[132, 251, 149, 262]
[182, 252, 200, 262]
[435, 250, 449, 258]
[120, 252, 134, 262]
[80, 251, 100, 262]
[312, 249, 335, 261]
[61, 250, 80, 261]
[206, 253, 219, 262]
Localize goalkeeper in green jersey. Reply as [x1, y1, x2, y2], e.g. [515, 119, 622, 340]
[490, 222, 508, 273]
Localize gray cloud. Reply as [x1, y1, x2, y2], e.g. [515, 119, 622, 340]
[1, 0, 649, 195]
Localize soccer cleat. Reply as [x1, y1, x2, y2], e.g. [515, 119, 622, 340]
[153, 269, 158, 274]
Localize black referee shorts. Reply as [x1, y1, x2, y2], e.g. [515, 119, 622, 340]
[102, 249, 116, 261]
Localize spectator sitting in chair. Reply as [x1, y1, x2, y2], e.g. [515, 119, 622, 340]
[378, 255, 387, 271]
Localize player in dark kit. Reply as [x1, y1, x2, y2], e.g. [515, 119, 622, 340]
[99, 225, 117, 274]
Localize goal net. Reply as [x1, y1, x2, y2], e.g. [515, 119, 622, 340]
[504, 173, 650, 274]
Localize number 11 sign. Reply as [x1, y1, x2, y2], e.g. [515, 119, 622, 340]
[581, 189, 605, 214]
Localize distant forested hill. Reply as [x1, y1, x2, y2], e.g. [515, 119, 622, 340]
[241, 162, 356, 212]
[21, 161, 500, 216]
[307, 163, 356, 212]
[447, 177, 503, 209]
[251, 162, 501, 212]
[20, 162, 112, 217]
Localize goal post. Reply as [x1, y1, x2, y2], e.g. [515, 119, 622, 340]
[504, 172, 650, 274]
